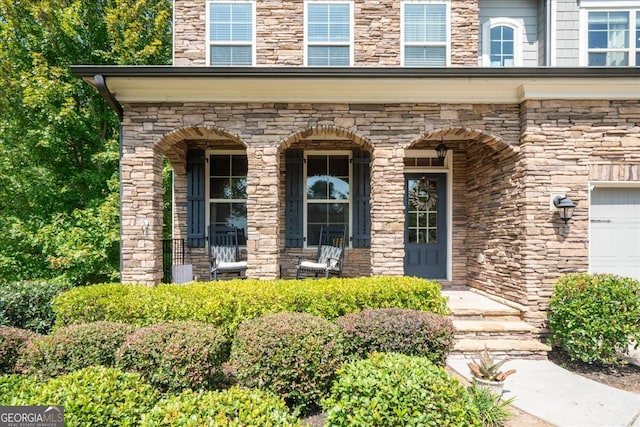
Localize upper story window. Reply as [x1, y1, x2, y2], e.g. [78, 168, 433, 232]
[580, 3, 639, 66]
[402, 1, 450, 66]
[305, 1, 353, 66]
[207, 1, 254, 66]
[481, 18, 523, 67]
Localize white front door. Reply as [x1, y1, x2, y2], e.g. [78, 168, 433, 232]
[590, 187, 640, 281]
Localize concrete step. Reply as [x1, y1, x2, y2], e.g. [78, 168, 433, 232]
[453, 338, 551, 360]
[453, 319, 534, 340]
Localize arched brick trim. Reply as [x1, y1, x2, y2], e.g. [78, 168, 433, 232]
[155, 125, 245, 151]
[153, 125, 247, 172]
[278, 125, 373, 153]
[406, 126, 520, 159]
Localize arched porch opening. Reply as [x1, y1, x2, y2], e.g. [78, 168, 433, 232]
[277, 126, 373, 278]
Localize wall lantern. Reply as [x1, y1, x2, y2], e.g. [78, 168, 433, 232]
[553, 195, 576, 224]
[435, 140, 448, 161]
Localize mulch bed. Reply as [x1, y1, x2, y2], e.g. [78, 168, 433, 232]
[548, 347, 640, 394]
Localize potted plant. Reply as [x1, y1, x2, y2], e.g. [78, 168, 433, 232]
[467, 347, 516, 394]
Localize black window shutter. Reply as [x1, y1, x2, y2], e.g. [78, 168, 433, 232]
[352, 150, 371, 248]
[187, 149, 206, 248]
[285, 150, 304, 247]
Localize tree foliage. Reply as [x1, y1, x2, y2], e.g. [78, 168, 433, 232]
[0, 0, 172, 284]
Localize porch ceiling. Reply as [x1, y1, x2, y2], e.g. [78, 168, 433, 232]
[72, 66, 640, 106]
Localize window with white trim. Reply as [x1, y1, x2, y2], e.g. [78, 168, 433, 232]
[402, 1, 449, 66]
[305, 1, 352, 66]
[481, 18, 523, 67]
[581, 6, 639, 66]
[208, 153, 248, 244]
[207, 1, 254, 66]
[304, 152, 351, 246]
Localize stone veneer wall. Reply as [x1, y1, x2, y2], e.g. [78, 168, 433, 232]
[518, 100, 640, 324]
[173, 0, 480, 66]
[120, 99, 640, 324]
[121, 102, 521, 286]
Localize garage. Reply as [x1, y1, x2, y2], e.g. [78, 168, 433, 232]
[590, 186, 640, 281]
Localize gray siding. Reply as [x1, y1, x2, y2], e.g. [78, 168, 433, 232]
[554, 0, 580, 66]
[537, 0, 547, 65]
[479, 0, 541, 66]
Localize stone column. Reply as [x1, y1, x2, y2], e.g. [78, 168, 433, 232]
[246, 144, 280, 279]
[120, 144, 165, 285]
[369, 146, 405, 276]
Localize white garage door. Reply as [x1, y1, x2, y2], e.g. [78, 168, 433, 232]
[590, 187, 640, 281]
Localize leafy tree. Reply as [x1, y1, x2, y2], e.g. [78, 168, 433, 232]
[0, 0, 172, 284]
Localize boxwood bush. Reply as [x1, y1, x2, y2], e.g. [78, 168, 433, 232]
[53, 277, 447, 338]
[548, 273, 640, 364]
[231, 312, 345, 416]
[336, 308, 455, 365]
[323, 353, 482, 427]
[141, 387, 302, 426]
[17, 321, 137, 378]
[0, 279, 72, 333]
[116, 321, 229, 392]
[0, 327, 40, 374]
[0, 366, 159, 426]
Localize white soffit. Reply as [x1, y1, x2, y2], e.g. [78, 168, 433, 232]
[91, 76, 640, 104]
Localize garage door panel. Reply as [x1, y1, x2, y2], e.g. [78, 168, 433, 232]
[590, 187, 640, 281]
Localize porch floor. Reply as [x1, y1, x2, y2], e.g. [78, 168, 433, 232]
[442, 288, 551, 359]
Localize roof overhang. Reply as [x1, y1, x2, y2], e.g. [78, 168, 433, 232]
[71, 66, 640, 115]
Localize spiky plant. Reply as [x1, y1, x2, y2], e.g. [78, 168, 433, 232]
[467, 347, 516, 382]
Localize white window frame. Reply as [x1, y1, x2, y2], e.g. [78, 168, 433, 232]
[579, 2, 639, 66]
[205, 150, 248, 246]
[303, 151, 352, 248]
[400, 0, 451, 67]
[481, 18, 524, 67]
[206, 0, 256, 66]
[304, 0, 354, 66]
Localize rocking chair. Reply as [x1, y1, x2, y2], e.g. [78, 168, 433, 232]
[208, 225, 247, 280]
[296, 226, 346, 279]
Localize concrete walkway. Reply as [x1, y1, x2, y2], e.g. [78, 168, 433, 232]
[444, 289, 640, 426]
[448, 353, 640, 427]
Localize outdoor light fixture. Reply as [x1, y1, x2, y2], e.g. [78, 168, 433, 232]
[553, 195, 576, 224]
[435, 139, 448, 161]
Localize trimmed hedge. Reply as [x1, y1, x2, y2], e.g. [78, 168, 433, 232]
[17, 321, 137, 378]
[116, 321, 229, 392]
[53, 277, 448, 338]
[0, 279, 73, 333]
[141, 387, 302, 426]
[336, 308, 455, 365]
[0, 327, 40, 374]
[231, 312, 345, 416]
[323, 353, 482, 427]
[548, 273, 640, 364]
[0, 366, 159, 426]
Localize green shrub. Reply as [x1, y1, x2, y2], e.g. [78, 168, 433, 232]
[336, 308, 455, 365]
[0, 375, 39, 404]
[17, 321, 136, 378]
[467, 384, 515, 427]
[323, 353, 481, 427]
[548, 273, 640, 364]
[116, 321, 229, 392]
[0, 279, 72, 333]
[231, 312, 345, 416]
[2, 366, 159, 427]
[53, 277, 448, 338]
[141, 387, 302, 426]
[0, 327, 40, 374]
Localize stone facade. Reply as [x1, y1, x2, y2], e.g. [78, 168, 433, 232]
[173, 0, 479, 66]
[114, 0, 640, 330]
